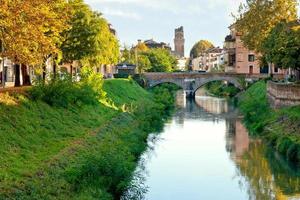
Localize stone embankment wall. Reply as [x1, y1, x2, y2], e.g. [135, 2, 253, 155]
[267, 81, 300, 108]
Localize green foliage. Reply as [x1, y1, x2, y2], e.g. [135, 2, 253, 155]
[262, 21, 300, 71]
[0, 79, 176, 199]
[238, 81, 300, 165]
[234, 0, 298, 52]
[61, 0, 119, 66]
[150, 83, 180, 115]
[143, 49, 177, 72]
[190, 40, 214, 58]
[205, 81, 240, 98]
[30, 71, 105, 108]
[137, 54, 151, 74]
[238, 81, 272, 135]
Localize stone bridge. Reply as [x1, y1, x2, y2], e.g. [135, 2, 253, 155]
[144, 72, 269, 97]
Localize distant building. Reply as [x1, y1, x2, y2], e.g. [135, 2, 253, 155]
[116, 63, 136, 76]
[174, 26, 185, 58]
[143, 39, 171, 51]
[191, 47, 224, 72]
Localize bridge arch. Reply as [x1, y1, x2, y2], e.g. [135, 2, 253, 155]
[147, 80, 184, 90]
[192, 77, 243, 95]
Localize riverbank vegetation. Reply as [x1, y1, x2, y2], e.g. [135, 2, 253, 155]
[204, 81, 241, 98]
[238, 81, 300, 165]
[0, 78, 177, 199]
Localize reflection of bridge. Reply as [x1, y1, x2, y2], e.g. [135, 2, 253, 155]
[144, 72, 268, 97]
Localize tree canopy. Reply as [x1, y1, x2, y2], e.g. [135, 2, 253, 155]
[262, 21, 300, 71]
[235, 0, 298, 52]
[0, 0, 69, 65]
[190, 40, 214, 58]
[60, 0, 119, 67]
[144, 49, 177, 72]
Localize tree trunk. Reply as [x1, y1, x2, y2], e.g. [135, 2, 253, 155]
[53, 60, 57, 79]
[21, 64, 31, 86]
[14, 63, 21, 87]
[70, 65, 73, 77]
[42, 64, 46, 82]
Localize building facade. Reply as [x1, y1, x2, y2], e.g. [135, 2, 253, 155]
[191, 47, 224, 72]
[174, 26, 185, 58]
[224, 25, 284, 75]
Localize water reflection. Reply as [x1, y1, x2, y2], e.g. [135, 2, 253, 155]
[123, 91, 300, 200]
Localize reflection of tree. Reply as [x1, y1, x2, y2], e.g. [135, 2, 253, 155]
[234, 141, 300, 200]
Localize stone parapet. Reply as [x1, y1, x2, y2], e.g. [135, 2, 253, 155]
[267, 81, 300, 108]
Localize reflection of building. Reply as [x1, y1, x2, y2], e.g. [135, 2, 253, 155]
[195, 97, 228, 114]
[175, 90, 186, 108]
[225, 119, 249, 160]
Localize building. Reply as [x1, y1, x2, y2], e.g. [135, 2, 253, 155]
[191, 47, 224, 72]
[116, 63, 136, 76]
[224, 25, 284, 74]
[143, 39, 171, 51]
[174, 26, 185, 58]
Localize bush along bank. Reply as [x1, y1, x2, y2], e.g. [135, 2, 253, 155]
[238, 81, 300, 166]
[204, 81, 241, 98]
[0, 77, 177, 199]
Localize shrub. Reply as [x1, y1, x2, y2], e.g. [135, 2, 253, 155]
[30, 70, 105, 108]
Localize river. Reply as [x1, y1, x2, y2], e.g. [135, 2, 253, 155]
[123, 91, 300, 200]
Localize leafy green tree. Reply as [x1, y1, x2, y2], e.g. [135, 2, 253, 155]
[137, 55, 151, 74]
[61, 0, 119, 68]
[235, 0, 298, 52]
[144, 49, 177, 72]
[121, 46, 134, 63]
[262, 21, 300, 80]
[190, 40, 214, 58]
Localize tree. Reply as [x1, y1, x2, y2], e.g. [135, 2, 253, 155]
[190, 40, 214, 58]
[144, 49, 177, 72]
[61, 0, 119, 69]
[132, 42, 149, 52]
[262, 21, 300, 80]
[235, 0, 298, 52]
[137, 55, 151, 74]
[0, 0, 69, 86]
[121, 46, 134, 63]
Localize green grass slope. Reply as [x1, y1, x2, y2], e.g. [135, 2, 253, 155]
[0, 79, 170, 199]
[238, 81, 300, 165]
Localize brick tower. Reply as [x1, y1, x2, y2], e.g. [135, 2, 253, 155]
[174, 26, 185, 58]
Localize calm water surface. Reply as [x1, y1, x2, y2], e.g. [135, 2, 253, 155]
[123, 91, 300, 200]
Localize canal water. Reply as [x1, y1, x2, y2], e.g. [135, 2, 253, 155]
[123, 91, 300, 200]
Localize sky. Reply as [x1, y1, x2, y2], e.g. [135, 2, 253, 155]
[85, 0, 300, 57]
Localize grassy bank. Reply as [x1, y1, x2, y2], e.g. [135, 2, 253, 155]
[238, 81, 300, 165]
[0, 79, 176, 199]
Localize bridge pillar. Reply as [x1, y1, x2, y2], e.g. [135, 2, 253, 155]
[185, 90, 195, 98]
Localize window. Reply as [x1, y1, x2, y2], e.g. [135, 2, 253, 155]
[248, 55, 255, 62]
[274, 67, 279, 73]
